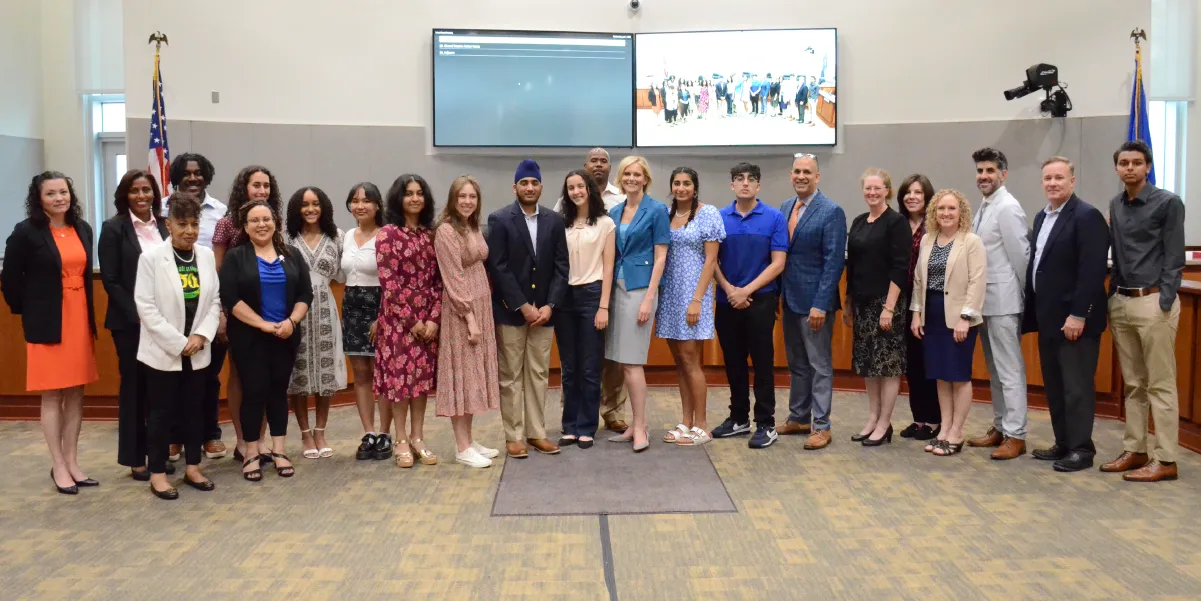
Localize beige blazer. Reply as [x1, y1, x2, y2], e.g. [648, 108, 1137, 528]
[909, 230, 986, 328]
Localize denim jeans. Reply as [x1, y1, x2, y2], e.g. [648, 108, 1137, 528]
[554, 281, 604, 437]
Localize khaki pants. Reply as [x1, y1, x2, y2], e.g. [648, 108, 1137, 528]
[599, 359, 628, 425]
[1108, 293, 1180, 462]
[497, 324, 554, 442]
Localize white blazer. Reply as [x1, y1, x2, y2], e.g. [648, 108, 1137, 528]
[134, 240, 222, 371]
[972, 185, 1029, 316]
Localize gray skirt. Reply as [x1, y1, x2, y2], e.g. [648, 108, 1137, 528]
[604, 279, 658, 365]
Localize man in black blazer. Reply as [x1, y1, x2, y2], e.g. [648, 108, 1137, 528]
[486, 159, 569, 459]
[1022, 157, 1110, 472]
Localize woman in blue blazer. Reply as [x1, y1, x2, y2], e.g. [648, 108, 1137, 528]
[605, 156, 670, 452]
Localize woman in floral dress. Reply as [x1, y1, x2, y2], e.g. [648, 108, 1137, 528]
[284, 186, 346, 460]
[374, 174, 442, 469]
[434, 175, 501, 469]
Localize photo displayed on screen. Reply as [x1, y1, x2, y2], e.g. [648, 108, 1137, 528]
[634, 29, 837, 147]
[432, 29, 634, 148]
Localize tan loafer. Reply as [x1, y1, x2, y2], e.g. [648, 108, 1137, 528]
[506, 441, 529, 458]
[527, 438, 561, 455]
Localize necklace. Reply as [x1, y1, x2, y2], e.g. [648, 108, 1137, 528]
[173, 247, 196, 263]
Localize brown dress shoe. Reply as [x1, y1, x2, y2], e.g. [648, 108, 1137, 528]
[803, 430, 831, 450]
[168, 444, 183, 461]
[1100, 451, 1150, 472]
[990, 437, 1026, 460]
[967, 427, 1003, 448]
[605, 420, 629, 433]
[204, 440, 227, 459]
[1123, 460, 1178, 482]
[505, 441, 529, 458]
[776, 421, 812, 436]
[527, 438, 561, 455]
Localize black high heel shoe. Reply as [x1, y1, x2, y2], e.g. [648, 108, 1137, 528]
[50, 468, 78, 495]
[862, 425, 893, 446]
[850, 432, 871, 442]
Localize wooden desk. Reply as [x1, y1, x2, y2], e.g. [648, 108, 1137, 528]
[3, 277, 1200, 454]
[815, 86, 836, 128]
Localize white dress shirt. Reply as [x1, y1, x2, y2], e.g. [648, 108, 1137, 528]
[1032, 203, 1064, 293]
[524, 205, 539, 255]
[341, 228, 380, 287]
[162, 192, 226, 249]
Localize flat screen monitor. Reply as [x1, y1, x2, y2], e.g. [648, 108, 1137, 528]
[432, 29, 635, 148]
[634, 28, 837, 147]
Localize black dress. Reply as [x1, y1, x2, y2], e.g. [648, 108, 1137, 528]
[846, 208, 910, 378]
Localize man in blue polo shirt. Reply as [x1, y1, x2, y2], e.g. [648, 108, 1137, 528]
[711, 162, 789, 448]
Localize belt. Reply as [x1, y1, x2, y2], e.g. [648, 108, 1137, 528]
[1117, 285, 1160, 297]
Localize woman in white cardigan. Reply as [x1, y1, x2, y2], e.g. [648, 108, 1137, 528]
[135, 193, 223, 499]
[909, 189, 986, 457]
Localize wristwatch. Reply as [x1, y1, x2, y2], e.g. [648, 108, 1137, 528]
[959, 313, 971, 320]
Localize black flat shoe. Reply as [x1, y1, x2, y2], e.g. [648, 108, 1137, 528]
[913, 425, 940, 441]
[184, 477, 215, 491]
[51, 469, 78, 495]
[1053, 451, 1093, 472]
[558, 437, 579, 446]
[131, 469, 151, 482]
[578, 439, 594, 449]
[862, 425, 893, 447]
[899, 423, 920, 438]
[1033, 445, 1069, 461]
[150, 483, 179, 500]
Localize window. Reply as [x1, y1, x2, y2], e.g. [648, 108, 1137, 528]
[86, 94, 127, 223]
[1147, 100, 1189, 199]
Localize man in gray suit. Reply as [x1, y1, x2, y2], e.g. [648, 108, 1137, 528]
[966, 148, 1030, 460]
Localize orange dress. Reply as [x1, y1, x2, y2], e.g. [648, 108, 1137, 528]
[25, 226, 99, 391]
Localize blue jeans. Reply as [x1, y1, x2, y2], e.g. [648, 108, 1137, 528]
[555, 281, 604, 437]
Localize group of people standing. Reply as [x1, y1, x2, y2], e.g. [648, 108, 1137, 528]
[1, 139, 1185, 500]
[650, 73, 821, 123]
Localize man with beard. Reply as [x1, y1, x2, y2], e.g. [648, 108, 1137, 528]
[487, 159, 570, 458]
[554, 148, 629, 434]
[1101, 141, 1186, 482]
[165, 153, 228, 460]
[965, 147, 1030, 460]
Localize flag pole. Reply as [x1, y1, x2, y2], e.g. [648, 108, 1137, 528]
[1130, 28, 1146, 134]
[148, 32, 168, 145]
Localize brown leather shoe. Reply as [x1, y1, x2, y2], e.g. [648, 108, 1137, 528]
[203, 440, 227, 459]
[990, 437, 1026, 460]
[505, 441, 528, 458]
[1123, 460, 1178, 482]
[777, 421, 812, 436]
[168, 444, 182, 462]
[803, 430, 831, 450]
[1100, 451, 1150, 472]
[967, 427, 1003, 448]
[605, 420, 629, 433]
[527, 438, 561, 455]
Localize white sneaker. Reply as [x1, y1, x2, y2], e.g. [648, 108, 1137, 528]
[471, 441, 500, 459]
[456, 447, 492, 468]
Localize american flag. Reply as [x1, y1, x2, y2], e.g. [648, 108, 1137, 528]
[149, 53, 171, 195]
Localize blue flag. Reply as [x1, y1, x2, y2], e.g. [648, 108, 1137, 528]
[1127, 46, 1155, 185]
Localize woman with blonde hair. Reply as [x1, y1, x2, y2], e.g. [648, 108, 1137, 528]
[434, 175, 501, 468]
[606, 156, 670, 452]
[845, 168, 911, 446]
[910, 189, 986, 456]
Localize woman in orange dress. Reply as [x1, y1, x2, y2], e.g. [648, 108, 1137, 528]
[1, 171, 100, 495]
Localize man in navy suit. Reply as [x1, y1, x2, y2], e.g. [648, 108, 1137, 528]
[486, 159, 570, 459]
[777, 154, 846, 450]
[1021, 157, 1109, 472]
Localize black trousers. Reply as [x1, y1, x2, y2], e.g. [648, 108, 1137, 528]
[203, 339, 226, 441]
[725, 96, 733, 114]
[146, 360, 204, 473]
[114, 328, 149, 467]
[715, 292, 778, 427]
[904, 320, 940, 424]
[1039, 333, 1100, 458]
[554, 282, 604, 438]
[751, 95, 760, 114]
[233, 332, 296, 442]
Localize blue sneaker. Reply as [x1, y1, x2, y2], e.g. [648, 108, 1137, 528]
[749, 426, 778, 449]
[711, 418, 751, 438]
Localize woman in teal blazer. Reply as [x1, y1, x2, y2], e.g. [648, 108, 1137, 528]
[605, 156, 670, 452]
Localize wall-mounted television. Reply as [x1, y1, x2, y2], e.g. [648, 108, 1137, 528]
[432, 29, 635, 148]
[633, 28, 837, 147]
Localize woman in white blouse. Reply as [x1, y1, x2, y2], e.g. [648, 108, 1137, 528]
[341, 182, 392, 462]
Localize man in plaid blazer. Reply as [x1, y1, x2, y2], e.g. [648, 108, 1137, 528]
[777, 154, 847, 450]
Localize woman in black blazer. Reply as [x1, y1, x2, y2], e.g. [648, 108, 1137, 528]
[1, 171, 100, 494]
[98, 169, 169, 480]
[220, 201, 312, 481]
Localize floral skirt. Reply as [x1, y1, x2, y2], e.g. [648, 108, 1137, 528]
[341, 285, 381, 356]
[851, 294, 907, 378]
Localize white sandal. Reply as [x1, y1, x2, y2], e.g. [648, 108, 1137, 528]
[314, 427, 333, 458]
[676, 427, 712, 446]
[663, 424, 689, 443]
[301, 429, 320, 459]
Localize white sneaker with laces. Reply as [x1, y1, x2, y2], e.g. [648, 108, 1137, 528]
[471, 441, 500, 459]
[456, 447, 492, 468]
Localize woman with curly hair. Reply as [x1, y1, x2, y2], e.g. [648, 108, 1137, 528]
[209, 165, 281, 462]
[284, 186, 346, 460]
[2, 172, 100, 494]
[374, 174, 443, 468]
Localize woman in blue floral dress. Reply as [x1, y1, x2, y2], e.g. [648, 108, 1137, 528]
[655, 167, 725, 445]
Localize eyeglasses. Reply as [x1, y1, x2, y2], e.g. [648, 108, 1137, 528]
[794, 153, 816, 159]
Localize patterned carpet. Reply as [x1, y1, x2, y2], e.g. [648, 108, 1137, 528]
[2, 389, 1200, 601]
